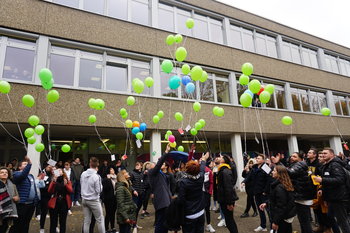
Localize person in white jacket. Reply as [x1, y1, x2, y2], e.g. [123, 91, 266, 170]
[80, 157, 105, 233]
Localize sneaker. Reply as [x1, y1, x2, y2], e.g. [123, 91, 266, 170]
[254, 226, 267, 232]
[46, 214, 50, 218]
[211, 206, 217, 211]
[75, 201, 81, 206]
[136, 225, 143, 229]
[217, 215, 222, 220]
[40, 229, 45, 233]
[217, 219, 226, 227]
[68, 210, 72, 215]
[132, 227, 137, 233]
[36, 215, 41, 221]
[205, 224, 216, 232]
[56, 227, 60, 233]
[252, 212, 258, 217]
[240, 212, 249, 218]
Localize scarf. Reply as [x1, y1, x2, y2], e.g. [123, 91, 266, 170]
[0, 181, 12, 217]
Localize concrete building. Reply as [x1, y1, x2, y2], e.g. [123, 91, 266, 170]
[0, 0, 349, 181]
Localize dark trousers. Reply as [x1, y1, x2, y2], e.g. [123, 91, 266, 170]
[132, 191, 144, 222]
[314, 207, 340, 232]
[244, 192, 257, 214]
[73, 181, 81, 202]
[220, 203, 238, 233]
[0, 218, 11, 233]
[49, 199, 68, 233]
[295, 203, 312, 233]
[182, 214, 205, 233]
[275, 220, 292, 233]
[40, 197, 50, 229]
[142, 188, 151, 211]
[328, 201, 350, 233]
[155, 207, 168, 233]
[254, 194, 267, 228]
[104, 200, 117, 230]
[119, 223, 131, 233]
[10, 203, 35, 233]
[204, 192, 211, 224]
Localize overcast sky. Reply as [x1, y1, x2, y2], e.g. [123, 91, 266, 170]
[216, 0, 350, 49]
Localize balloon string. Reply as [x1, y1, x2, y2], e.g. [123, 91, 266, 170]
[94, 124, 112, 155]
[243, 107, 247, 153]
[330, 116, 345, 142]
[167, 101, 172, 130]
[218, 131, 221, 154]
[257, 107, 269, 156]
[0, 123, 25, 145]
[254, 105, 265, 155]
[45, 100, 52, 159]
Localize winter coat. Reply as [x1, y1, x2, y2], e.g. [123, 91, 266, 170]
[306, 159, 320, 176]
[288, 161, 315, 200]
[71, 163, 84, 181]
[242, 169, 254, 194]
[244, 164, 271, 195]
[101, 177, 117, 203]
[130, 169, 144, 194]
[98, 165, 110, 179]
[217, 163, 238, 205]
[3, 180, 18, 218]
[48, 178, 73, 209]
[204, 167, 213, 195]
[116, 182, 137, 224]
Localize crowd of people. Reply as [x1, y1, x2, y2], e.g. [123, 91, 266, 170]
[0, 145, 349, 233]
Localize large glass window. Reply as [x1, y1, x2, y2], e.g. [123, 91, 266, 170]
[333, 95, 349, 116]
[339, 58, 350, 76]
[79, 55, 103, 89]
[107, 0, 127, 20]
[291, 88, 301, 111]
[216, 79, 230, 103]
[230, 25, 243, 49]
[242, 28, 255, 52]
[131, 0, 149, 26]
[158, 3, 174, 32]
[49, 53, 75, 86]
[160, 72, 178, 98]
[301, 47, 318, 68]
[176, 8, 191, 36]
[199, 78, 214, 102]
[282, 41, 301, 64]
[324, 54, 339, 73]
[131, 61, 152, 95]
[275, 88, 286, 109]
[83, 0, 104, 14]
[194, 14, 209, 41]
[53, 0, 79, 8]
[106, 64, 127, 92]
[229, 25, 256, 52]
[209, 18, 223, 44]
[256, 33, 277, 58]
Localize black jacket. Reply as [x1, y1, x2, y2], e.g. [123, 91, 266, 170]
[321, 157, 349, 202]
[101, 177, 117, 203]
[217, 164, 238, 205]
[130, 169, 144, 194]
[245, 164, 271, 195]
[306, 159, 320, 176]
[269, 180, 296, 225]
[98, 165, 110, 179]
[288, 161, 315, 200]
[242, 169, 254, 194]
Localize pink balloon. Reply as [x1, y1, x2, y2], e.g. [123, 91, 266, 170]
[168, 135, 175, 143]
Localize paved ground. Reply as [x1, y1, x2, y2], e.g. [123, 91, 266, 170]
[30, 192, 301, 233]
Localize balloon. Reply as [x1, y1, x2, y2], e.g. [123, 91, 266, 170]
[157, 111, 164, 118]
[195, 122, 202, 130]
[127, 96, 135, 106]
[216, 108, 224, 117]
[41, 79, 54, 90]
[28, 115, 40, 127]
[265, 84, 275, 94]
[186, 18, 194, 29]
[190, 128, 198, 136]
[175, 47, 187, 62]
[241, 62, 254, 76]
[164, 133, 169, 140]
[132, 78, 141, 86]
[27, 136, 36, 144]
[47, 90, 60, 103]
[199, 71, 208, 83]
[0, 81, 11, 94]
[22, 94, 35, 107]
[185, 82, 195, 94]
[257, 87, 264, 96]
[174, 112, 183, 121]
[133, 79, 145, 94]
[121, 112, 128, 119]
[145, 77, 154, 88]
[239, 74, 249, 85]
[61, 144, 71, 153]
[35, 143, 45, 152]
[193, 102, 201, 112]
[39, 68, 53, 83]
[212, 106, 220, 116]
[133, 121, 140, 128]
[120, 108, 127, 116]
[136, 132, 143, 140]
[153, 115, 160, 124]
[109, 144, 116, 150]
[259, 91, 271, 104]
[161, 60, 173, 73]
[182, 64, 191, 75]
[169, 76, 181, 90]
[248, 79, 261, 94]
[34, 125, 45, 135]
[125, 119, 133, 128]
[198, 119, 206, 127]
[88, 98, 97, 109]
[321, 107, 331, 116]
[24, 128, 35, 138]
[132, 127, 140, 135]
[178, 146, 184, 152]
[170, 142, 177, 148]
[89, 115, 96, 124]
[168, 135, 175, 143]
[166, 130, 172, 135]
[281, 116, 293, 126]
[140, 123, 147, 131]
[95, 99, 105, 110]
[240, 93, 253, 108]
[166, 35, 175, 45]
[244, 89, 254, 98]
[182, 75, 191, 86]
[191, 66, 203, 81]
[175, 34, 183, 43]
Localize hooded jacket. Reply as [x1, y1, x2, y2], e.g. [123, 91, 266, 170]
[217, 163, 238, 204]
[80, 168, 102, 200]
[116, 182, 136, 224]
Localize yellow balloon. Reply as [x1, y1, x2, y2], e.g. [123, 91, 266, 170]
[170, 142, 177, 148]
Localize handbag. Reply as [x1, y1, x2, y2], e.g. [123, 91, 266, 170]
[48, 196, 57, 209]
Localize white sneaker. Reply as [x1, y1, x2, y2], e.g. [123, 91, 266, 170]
[36, 215, 41, 221]
[270, 230, 274, 233]
[71, 201, 74, 207]
[68, 210, 72, 215]
[217, 215, 222, 220]
[75, 201, 81, 206]
[212, 206, 217, 211]
[56, 227, 60, 233]
[206, 224, 216, 232]
[46, 214, 50, 218]
[40, 229, 45, 233]
[254, 226, 267, 232]
[217, 219, 226, 227]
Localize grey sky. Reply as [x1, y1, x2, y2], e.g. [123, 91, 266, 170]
[216, 0, 350, 49]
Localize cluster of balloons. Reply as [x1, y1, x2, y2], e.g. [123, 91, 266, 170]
[125, 120, 147, 140]
[39, 68, 54, 90]
[24, 124, 44, 145]
[152, 110, 164, 124]
[166, 34, 183, 46]
[164, 131, 177, 148]
[88, 98, 105, 110]
[212, 106, 225, 117]
[193, 119, 206, 132]
[132, 77, 154, 94]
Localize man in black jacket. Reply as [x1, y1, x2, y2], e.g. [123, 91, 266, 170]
[314, 148, 350, 233]
[306, 148, 320, 176]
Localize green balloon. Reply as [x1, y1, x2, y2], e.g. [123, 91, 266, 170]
[166, 35, 175, 45]
[121, 112, 128, 119]
[24, 128, 35, 138]
[241, 62, 254, 76]
[0, 81, 11, 94]
[133, 80, 145, 94]
[178, 146, 184, 152]
[125, 119, 133, 128]
[153, 115, 160, 124]
[174, 112, 183, 121]
[193, 102, 201, 112]
[61, 144, 71, 153]
[198, 119, 206, 127]
[35, 143, 45, 152]
[240, 93, 253, 108]
[89, 115, 96, 124]
[136, 132, 143, 140]
[321, 107, 331, 116]
[132, 78, 141, 86]
[212, 106, 219, 116]
[216, 108, 224, 117]
[190, 128, 198, 136]
[127, 96, 135, 106]
[145, 77, 154, 88]
[108, 144, 116, 150]
[175, 47, 187, 62]
[95, 99, 105, 110]
[264, 84, 275, 94]
[175, 34, 183, 43]
[186, 18, 194, 29]
[161, 60, 174, 74]
[164, 133, 169, 140]
[88, 98, 96, 109]
[190, 66, 203, 81]
[166, 130, 172, 135]
[39, 68, 53, 83]
[248, 79, 261, 94]
[27, 136, 36, 144]
[28, 115, 40, 127]
[22, 94, 35, 108]
[199, 71, 208, 83]
[157, 111, 164, 118]
[281, 116, 293, 126]
[195, 122, 202, 130]
[47, 90, 60, 103]
[41, 79, 54, 90]
[259, 91, 271, 104]
[34, 125, 45, 135]
[182, 64, 191, 75]
[239, 74, 249, 85]
[120, 108, 127, 116]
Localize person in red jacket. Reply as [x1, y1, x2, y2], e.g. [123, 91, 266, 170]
[48, 168, 73, 233]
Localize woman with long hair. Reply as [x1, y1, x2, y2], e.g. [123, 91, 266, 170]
[241, 158, 258, 218]
[102, 167, 117, 233]
[260, 165, 296, 233]
[48, 168, 73, 233]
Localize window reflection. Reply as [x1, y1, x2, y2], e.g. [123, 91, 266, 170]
[131, 0, 149, 26]
[216, 80, 230, 103]
[79, 59, 102, 89]
[3, 47, 35, 81]
[160, 72, 177, 98]
[106, 64, 128, 92]
[50, 54, 75, 86]
[131, 65, 152, 95]
[84, 0, 104, 14]
[158, 3, 174, 31]
[53, 0, 79, 8]
[108, 0, 127, 20]
[194, 14, 209, 40]
[200, 79, 214, 101]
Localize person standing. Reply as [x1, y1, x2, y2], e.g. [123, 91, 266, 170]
[130, 161, 145, 230]
[72, 158, 84, 206]
[80, 157, 105, 233]
[203, 161, 215, 233]
[39, 164, 53, 233]
[63, 161, 75, 215]
[102, 167, 118, 233]
[140, 162, 153, 218]
[98, 160, 110, 179]
[241, 158, 258, 218]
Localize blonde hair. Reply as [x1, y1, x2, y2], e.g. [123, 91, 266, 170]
[117, 170, 129, 188]
[248, 158, 256, 165]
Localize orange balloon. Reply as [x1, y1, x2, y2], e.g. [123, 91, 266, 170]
[132, 121, 140, 128]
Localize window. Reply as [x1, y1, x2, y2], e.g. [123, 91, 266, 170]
[263, 84, 286, 109]
[242, 28, 255, 52]
[209, 18, 224, 44]
[106, 64, 128, 92]
[333, 95, 349, 116]
[49, 47, 75, 86]
[230, 25, 243, 49]
[291, 88, 301, 111]
[291, 88, 310, 112]
[256, 33, 277, 58]
[282, 41, 301, 64]
[158, 3, 174, 32]
[194, 14, 209, 41]
[107, 0, 127, 20]
[176, 8, 192, 36]
[339, 58, 350, 76]
[131, 60, 152, 95]
[216, 79, 230, 103]
[78, 52, 103, 89]
[324, 54, 339, 73]
[160, 72, 178, 98]
[53, 0, 79, 8]
[310, 91, 326, 113]
[199, 77, 214, 101]
[131, 0, 150, 26]
[229, 25, 254, 52]
[301, 47, 318, 68]
[83, 0, 104, 14]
